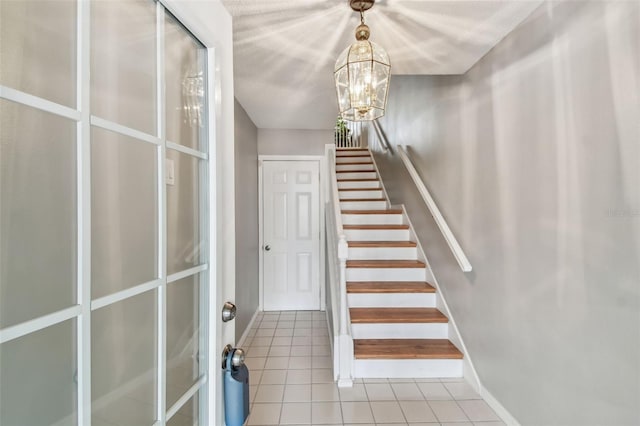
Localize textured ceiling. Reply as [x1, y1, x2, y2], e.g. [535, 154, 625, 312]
[223, 0, 542, 129]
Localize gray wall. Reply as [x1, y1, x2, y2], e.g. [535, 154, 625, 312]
[258, 128, 333, 156]
[234, 99, 260, 341]
[373, 2, 640, 425]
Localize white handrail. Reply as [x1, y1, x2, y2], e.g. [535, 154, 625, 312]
[397, 146, 473, 272]
[324, 144, 353, 387]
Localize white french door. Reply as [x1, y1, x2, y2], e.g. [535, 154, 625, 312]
[262, 160, 321, 311]
[0, 1, 212, 425]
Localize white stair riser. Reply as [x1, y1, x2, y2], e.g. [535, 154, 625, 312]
[336, 156, 371, 164]
[344, 229, 410, 241]
[340, 200, 387, 210]
[351, 323, 448, 339]
[354, 359, 463, 378]
[346, 267, 426, 281]
[342, 214, 403, 225]
[348, 246, 417, 260]
[336, 150, 369, 156]
[339, 190, 383, 199]
[348, 293, 436, 308]
[336, 163, 374, 172]
[337, 180, 380, 189]
[337, 172, 377, 180]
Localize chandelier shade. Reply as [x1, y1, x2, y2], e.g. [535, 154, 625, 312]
[334, 1, 390, 122]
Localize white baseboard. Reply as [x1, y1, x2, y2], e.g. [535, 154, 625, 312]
[481, 386, 521, 426]
[236, 308, 260, 347]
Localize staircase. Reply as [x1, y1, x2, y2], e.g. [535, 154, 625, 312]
[335, 147, 463, 378]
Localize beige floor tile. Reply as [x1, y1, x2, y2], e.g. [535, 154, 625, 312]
[279, 402, 311, 424]
[428, 400, 469, 423]
[391, 383, 425, 401]
[268, 346, 291, 357]
[261, 370, 287, 385]
[418, 382, 453, 400]
[311, 369, 334, 384]
[370, 401, 406, 423]
[341, 401, 374, 424]
[247, 403, 281, 425]
[289, 356, 312, 369]
[312, 383, 340, 401]
[311, 402, 342, 424]
[399, 401, 438, 423]
[255, 385, 285, 403]
[364, 383, 396, 401]
[283, 384, 312, 402]
[339, 383, 369, 401]
[443, 382, 481, 400]
[264, 357, 290, 370]
[458, 400, 501, 422]
[287, 369, 312, 385]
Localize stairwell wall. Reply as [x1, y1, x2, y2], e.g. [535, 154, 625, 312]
[234, 99, 259, 341]
[258, 128, 333, 155]
[372, 1, 640, 424]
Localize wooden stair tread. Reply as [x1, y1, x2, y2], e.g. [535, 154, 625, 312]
[337, 178, 379, 182]
[346, 260, 425, 268]
[343, 224, 408, 230]
[350, 307, 447, 323]
[337, 169, 376, 173]
[348, 241, 416, 247]
[337, 148, 368, 151]
[336, 161, 373, 165]
[354, 339, 463, 359]
[340, 198, 386, 202]
[347, 281, 435, 293]
[339, 188, 380, 192]
[336, 154, 371, 158]
[342, 209, 402, 214]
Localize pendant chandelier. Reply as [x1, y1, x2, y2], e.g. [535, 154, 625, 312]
[334, 0, 390, 122]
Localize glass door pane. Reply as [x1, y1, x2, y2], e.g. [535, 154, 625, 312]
[91, 127, 158, 299]
[91, 291, 157, 426]
[0, 0, 77, 107]
[91, 0, 157, 134]
[0, 100, 77, 328]
[165, 13, 206, 152]
[0, 320, 77, 426]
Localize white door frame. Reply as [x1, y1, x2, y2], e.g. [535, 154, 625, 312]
[258, 155, 326, 312]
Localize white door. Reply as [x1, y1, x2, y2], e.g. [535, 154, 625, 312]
[0, 2, 213, 425]
[263, 161, 320, 311]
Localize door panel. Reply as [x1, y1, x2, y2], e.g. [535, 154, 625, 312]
[263, 161, 320, 311]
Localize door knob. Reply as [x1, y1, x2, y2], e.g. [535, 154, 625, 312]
[264, 245, 271, 251]
[222, 301, 236, 322]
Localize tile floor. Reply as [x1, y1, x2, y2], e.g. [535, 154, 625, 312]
[241, 311, 505, 426]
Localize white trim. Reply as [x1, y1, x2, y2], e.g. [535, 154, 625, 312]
[167, 140, 208, 160]
[90, 115, 162, 146]
[77, 0, 92, 422]
[155, 4, 168, 425]
[258, 155, 324, 162]
[257, 158, 264, 311]
[258, 155, 325, 312]
[0, 85, 81, 121]
[481, 387, 521, 426]
[167, 264, 209, 284]
[90, 278, 163, 311]
[236, 308, 260, 347]
[397, 146, 473, 272]
[166, 375, 207, 420]
[0, 305, 81, 344]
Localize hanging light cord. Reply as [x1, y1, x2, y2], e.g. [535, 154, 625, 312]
[360, 6, 365, 25]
